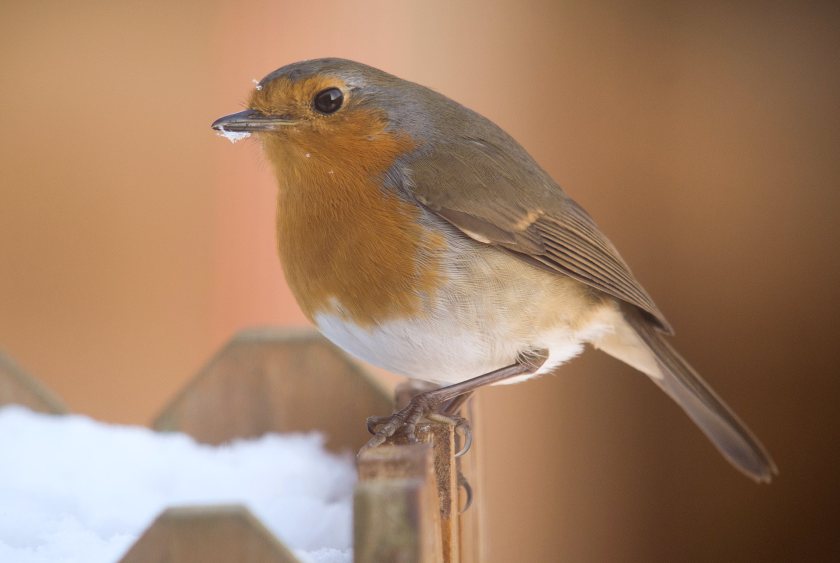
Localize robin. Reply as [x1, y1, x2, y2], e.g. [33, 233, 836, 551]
[212, 58, 776, 482]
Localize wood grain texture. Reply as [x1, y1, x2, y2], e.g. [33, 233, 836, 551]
[357, 380, 486, 562]
[393, 383, 461, 563]
[456, 397, 484, 563]
[356, 444, 443, 563]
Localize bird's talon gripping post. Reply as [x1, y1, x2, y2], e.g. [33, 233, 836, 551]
[454, 419, 473, 458]
[361, 418, 400, 453]
[366, 415, 389, 435]
[427, 412, 473, 457]
[458, 471, 474, 513]
[360, 393, 439, 452]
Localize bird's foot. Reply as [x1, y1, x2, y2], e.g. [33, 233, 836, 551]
[361, 396, 472, 457]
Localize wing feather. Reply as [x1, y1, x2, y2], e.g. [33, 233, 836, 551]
[409, 139, 672, 333]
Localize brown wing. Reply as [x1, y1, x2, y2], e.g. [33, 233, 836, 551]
[409, 138, 672, 333]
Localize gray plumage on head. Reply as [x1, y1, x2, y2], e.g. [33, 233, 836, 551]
[259, 58, 530, 156]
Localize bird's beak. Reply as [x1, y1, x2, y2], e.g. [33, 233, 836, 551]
[211, 109, 297, 132]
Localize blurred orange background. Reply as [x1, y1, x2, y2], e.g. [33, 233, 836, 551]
[2, 1, 839, 561]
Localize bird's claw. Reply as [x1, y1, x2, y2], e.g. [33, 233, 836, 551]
[363, 405, 473, 458]
[458, 471, 474, 513]
[366, 415, 390, 435]
[427, 412, 473, 457]
[455, 418, 472, 457]
[361, 405, 422, 455]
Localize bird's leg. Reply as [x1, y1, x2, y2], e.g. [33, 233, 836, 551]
[361, 348, 548, 454]
[441, 391, 473, 416]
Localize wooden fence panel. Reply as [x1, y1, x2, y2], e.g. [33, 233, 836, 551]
[120, 505, 298, 563]
[0, 332, 484, 561]
[153, 328, 392, 452]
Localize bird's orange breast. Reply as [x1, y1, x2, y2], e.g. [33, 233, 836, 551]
[263, 109, 444, 327]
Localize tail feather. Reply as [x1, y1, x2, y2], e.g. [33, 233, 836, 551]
[615, 306, 777, 482]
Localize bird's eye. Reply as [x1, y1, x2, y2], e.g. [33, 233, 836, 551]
[313, 87, 344, 114]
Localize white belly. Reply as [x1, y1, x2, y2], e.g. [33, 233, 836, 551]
[312, 239, 620, 385]
[315, 310, 613, 385]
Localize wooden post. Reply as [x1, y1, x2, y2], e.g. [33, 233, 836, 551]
[354, 382, 484, 562]
[355, 444, 443, 563]
[454, 398, 485, 563]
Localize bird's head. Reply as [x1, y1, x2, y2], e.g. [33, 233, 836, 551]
[211, 58, 445, 178]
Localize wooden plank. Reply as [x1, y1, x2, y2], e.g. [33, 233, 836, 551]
[393, 391, 487, 562]
[360, 380, 476, 563]
[426, 421, 459, 563]
[356, 444, 443, 563]
[355, 479, 439, 563]
[0, 351, 66, 414]
[120, 505, 299, 563]
[391, 381, 473, 563]
[455, 396, 485, 563]
[357, 442, 434, 483]
[153, 328, 392, 452]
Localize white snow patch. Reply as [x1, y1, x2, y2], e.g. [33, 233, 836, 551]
[216, 127, 251, 144]
[0, 406, 354, 563]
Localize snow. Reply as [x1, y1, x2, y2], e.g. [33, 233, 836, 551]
[215, 127, 251, 144]
[0, 406, 355, 563]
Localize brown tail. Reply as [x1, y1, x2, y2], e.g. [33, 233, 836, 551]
[623, 306, 777, 482]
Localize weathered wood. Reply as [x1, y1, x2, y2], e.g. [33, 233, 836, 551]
[455, 397, 485, 563]
[120, 505, 299, 563]
[357, 442, 433, 482]
[358, 379, 483, 563]
[392, 381, 486, 563]
[354, 479, 440, 563]
[426, 421, 459, 563]
[0, 351, 66, 414]
[356, 444, 443, 563]
[153, 328, 391, 452]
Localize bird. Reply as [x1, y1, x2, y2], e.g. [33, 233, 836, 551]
[212, 58, 776, 482]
